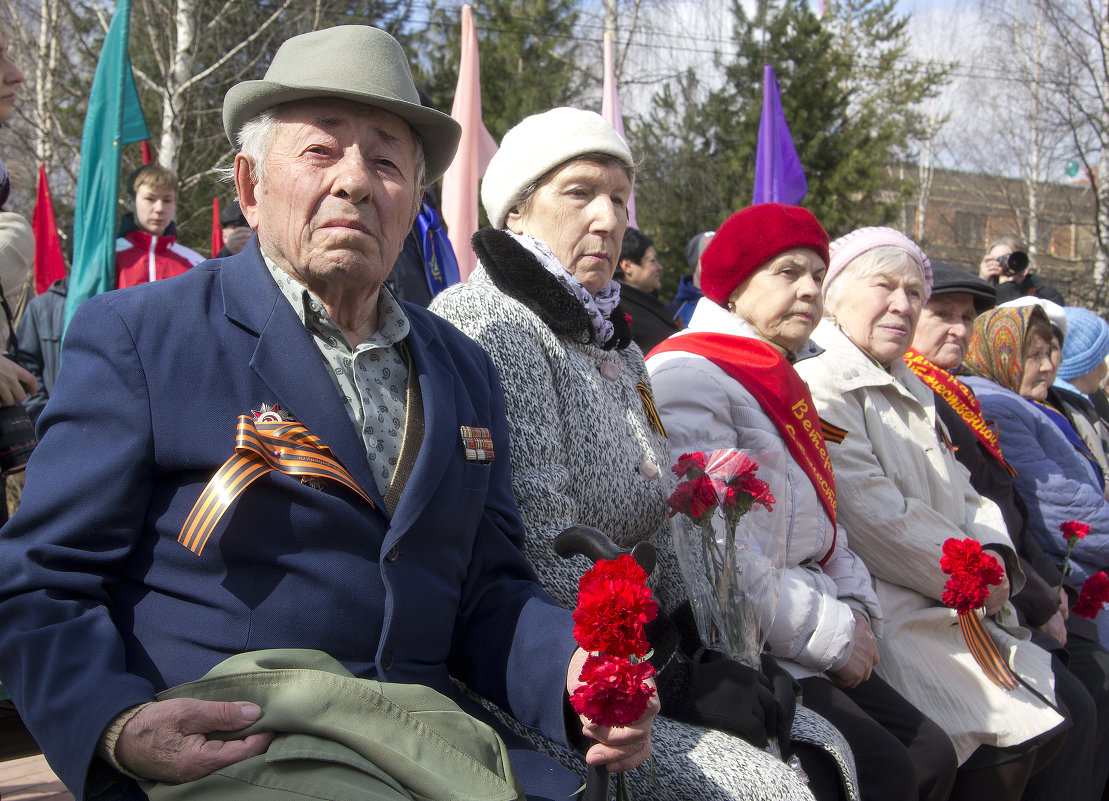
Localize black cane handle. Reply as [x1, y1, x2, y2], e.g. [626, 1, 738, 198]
[554, 524, 657, 577]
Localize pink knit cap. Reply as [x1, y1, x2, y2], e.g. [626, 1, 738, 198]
[824, 226, 932, 301]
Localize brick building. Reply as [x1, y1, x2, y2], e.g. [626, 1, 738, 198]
[896, 166, 1100, 304]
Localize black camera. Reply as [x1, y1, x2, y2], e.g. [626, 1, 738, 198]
[998, 250, 1029, 277]
[0, 403, 35, 475]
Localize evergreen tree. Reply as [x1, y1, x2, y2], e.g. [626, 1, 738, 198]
[413, 0, 588, 142]
[631, 0, 949, 298]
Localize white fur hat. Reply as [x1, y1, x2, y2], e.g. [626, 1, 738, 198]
[481, 107, 634, 229]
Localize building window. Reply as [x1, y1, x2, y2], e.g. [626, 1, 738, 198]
[954, 211, 986, 247]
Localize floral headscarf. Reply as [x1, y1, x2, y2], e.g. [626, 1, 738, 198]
[963, 304, 1050, 394]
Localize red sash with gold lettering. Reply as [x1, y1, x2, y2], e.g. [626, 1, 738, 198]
[649, 333, 837, 563]
[902, 349, 1015, 477]
[178, 415, 374, 556]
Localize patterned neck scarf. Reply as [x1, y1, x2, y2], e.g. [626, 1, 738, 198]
[505, 230, 620, 348]
[963, 305, 1040, 394]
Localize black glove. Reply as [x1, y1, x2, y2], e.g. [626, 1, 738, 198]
[653, 602, 799, 751]
[656, 647, 778, 748]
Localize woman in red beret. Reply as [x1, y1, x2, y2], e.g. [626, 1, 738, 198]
[647, 204, 957, 801]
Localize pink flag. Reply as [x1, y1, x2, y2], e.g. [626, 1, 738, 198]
[441, 4, 498, 281]
[601, 32, 637, 230]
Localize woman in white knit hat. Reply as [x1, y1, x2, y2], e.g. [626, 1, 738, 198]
[431, 108, 860, 801]
[794, 227, 1068, 801]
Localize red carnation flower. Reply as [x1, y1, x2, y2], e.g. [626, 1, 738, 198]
[1061, 520, 1090, 543]
[723, 474, 775, 514]
[671, 452, 708, 479]
[705, 449, 758, 482]
[570, 653, 657, 727]
[667, 474, 720, 522]
[940, 538, 1004, 615]
[574, 555, 658, 659]
[1074, 571, 1109, 619]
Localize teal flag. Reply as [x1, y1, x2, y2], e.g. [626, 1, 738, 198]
[64, 0, 149, 333]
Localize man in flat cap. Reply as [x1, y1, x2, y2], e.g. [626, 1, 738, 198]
[0, 26, 655, 801]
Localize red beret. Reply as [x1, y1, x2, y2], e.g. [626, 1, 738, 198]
[700, 204, 830, 306]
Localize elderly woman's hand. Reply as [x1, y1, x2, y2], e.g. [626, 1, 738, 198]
[567, 647, 658, 773]
[982, 549, 1011, 617]
[829, 609, 879, 689]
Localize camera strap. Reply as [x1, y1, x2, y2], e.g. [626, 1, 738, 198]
[0, 294, 19, 361]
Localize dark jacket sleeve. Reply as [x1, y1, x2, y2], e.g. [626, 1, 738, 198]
[0, 295, 161, 800]
[437, 331, 578, 746]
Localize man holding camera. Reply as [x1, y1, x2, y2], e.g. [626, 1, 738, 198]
[978, 236, 1065, 305]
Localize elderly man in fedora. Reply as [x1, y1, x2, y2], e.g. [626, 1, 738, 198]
[0, 25, 656, 801]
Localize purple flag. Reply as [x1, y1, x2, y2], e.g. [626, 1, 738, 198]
[753, 64, 807, 205]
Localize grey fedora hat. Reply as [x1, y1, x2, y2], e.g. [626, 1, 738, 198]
[223, 26, 461, 182]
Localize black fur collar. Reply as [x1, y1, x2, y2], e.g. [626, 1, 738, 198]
[471, 228, 632, 351]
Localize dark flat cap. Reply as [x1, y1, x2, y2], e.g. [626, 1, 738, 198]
[219, 201, 248, 228]
[930, 260, 996, 313]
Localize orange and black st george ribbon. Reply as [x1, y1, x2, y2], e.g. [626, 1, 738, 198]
[178, 414, 374, 555]
[959, 611, 1021, 691]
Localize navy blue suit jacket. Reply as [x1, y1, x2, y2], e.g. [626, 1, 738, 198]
[0, 243, 576, 799]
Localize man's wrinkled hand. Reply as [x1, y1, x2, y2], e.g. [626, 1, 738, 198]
[1038, 610, 1067, 647]
[567, 648, 658, 773]
[115, 698, 274, 784]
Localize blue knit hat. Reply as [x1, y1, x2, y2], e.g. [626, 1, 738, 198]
[1059, 307, 1109, 381]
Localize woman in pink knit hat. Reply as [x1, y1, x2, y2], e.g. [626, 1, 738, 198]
[794, 227, 1068, 800]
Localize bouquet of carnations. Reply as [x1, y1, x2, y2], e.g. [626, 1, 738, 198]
[940, 537, 1019, 690]
[665, 449, 786, 670]
[569, 554, 658, 801]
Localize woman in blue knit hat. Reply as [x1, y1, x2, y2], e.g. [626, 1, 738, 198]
[1050, 308, 1109, 500]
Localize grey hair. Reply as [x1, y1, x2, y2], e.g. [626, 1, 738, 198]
[824, 246, 920, 316]
[512, 152, 637, 219]
[220, 104, 428, 215]
[986, 235, 1024, 253]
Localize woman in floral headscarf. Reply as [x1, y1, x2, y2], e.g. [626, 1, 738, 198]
[963, 305, 1109, 645]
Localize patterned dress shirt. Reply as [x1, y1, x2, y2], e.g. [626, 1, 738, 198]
[265, 254, 409, 497]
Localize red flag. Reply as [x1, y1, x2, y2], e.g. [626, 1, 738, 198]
[32, 165, 66, 295]
[141, 140, 152, 165]
[211, 197, 223, 258]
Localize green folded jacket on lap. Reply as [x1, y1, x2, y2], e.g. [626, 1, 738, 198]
[144, 649, 524, 801]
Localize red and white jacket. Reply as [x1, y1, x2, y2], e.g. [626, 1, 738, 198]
[114, 216, 203, 289]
